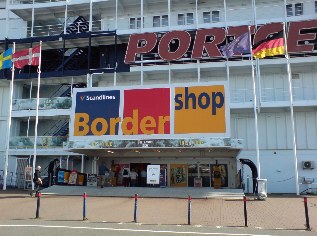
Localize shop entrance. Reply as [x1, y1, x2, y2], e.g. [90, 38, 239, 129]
[130, 163, 150, 187]
[188, 164, 211, 187]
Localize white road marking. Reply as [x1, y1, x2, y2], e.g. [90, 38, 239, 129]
[0, 224, 273, 236]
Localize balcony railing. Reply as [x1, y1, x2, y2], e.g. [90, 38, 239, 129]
[10, 0, 65, 4]
[12, 97, 72, 111]
[9, 136, 67, 149]
[8, 0, 317, 37]
[230, 89, 254, 103]
[231, 86, 317, 103]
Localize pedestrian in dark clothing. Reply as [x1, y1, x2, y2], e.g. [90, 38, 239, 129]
[30, 166, 42, 197]
[48, 159, 59, 186]
[98, 162, 109, 188]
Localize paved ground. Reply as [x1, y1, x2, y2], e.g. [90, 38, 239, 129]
[41, 185, 245, 199]
[0, 189, 316, 232]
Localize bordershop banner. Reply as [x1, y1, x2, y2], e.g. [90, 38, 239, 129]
[70, 83, 230, 141]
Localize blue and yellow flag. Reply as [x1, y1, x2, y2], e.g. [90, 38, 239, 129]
[0, 48, 13, 70]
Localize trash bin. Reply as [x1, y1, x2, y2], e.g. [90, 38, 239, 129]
[257, 178, 267, 200]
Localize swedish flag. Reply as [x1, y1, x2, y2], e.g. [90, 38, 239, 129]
[0, 48, 13, 70]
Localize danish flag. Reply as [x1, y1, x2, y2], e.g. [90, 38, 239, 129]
[12, 45, 40, 69]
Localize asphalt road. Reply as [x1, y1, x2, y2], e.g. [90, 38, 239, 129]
[0, 220, 315, 236]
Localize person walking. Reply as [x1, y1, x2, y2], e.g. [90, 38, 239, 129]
[30, 166, 42, 197]
[98, 162, 109, 188]
[130, 169, 138, 187]
[122, 168, 130, 187]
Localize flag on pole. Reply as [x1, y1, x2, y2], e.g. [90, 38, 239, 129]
[12, 45, 40, 69]
[0, 48, 13, 70]
[252, 31, 284, 59]
[220, 32, 251, 58]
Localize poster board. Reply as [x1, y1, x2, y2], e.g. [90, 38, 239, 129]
[87, 174, 98, 187]
[170, 164, 188, 187]
[24, 166, 33, 189]
[147, 165, 160, 185]
[68, 171, 78, 185]
[25, 166, 32, 181]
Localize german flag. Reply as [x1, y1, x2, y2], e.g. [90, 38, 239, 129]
[252, 31, 285, 59]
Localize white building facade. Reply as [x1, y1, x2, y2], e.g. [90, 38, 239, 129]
[0, 0, 316, 193]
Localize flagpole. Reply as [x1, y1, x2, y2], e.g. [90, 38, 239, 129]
[223, 0, 230, 83]
[248, 26, 261, 179]
[3, 43, 15, 190]
[283, 22, 299, 195]
[32, 41, 42, 191]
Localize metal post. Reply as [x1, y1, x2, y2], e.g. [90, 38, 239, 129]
[304, 197, 311, 231]
[134, 194, 138, 223]
[36, 192, 41, 219]
[188, 195, 192, 225]
[246, 175, 250, 194]
[243, 196, 248, 227]
[83, 192, 87, 220]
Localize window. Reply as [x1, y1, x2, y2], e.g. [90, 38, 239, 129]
[212, 11, 220, 22]
[162, 15, 168, 26]
[178, 13, 185, 25]
[186, 13, 194, 24]
[203, 12, 211, 23]
[153, 16, 160, 27]
[315, 1, 317, 13]
[153, 15, 169, 27]
[203, 11, 220, 23]
[286, 4, 293, 16]
[295, 3, 303, 16]
[286, 3, 303, 17]
[178, 13, 194, 25]
[129, 18, 136, 29]
[129, 17, 143, 29]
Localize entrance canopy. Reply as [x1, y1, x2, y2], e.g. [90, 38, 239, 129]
[65, 137, 243, 158]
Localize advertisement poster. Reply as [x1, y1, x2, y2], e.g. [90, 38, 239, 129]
[72, 83, 229, 139]
[147, 165, 160, 185]
[24, 166, 32, 181]
[159, 164, 167, 187]
[170, 164, 188, 187]
[68, 171, 78, 185]
[87, 174, 98, 187]
[210, 164, 228, 187]
[57, 171, 65, 183]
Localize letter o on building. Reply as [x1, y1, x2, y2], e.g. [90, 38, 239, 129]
[158, 31, 191, 61]
[91, 118, 108, 135]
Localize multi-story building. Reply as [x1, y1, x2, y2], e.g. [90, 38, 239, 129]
[0, 0, 316, 194]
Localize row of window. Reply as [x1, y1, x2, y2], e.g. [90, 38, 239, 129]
[129, 2, 317, 29]
[129, 11, 220, 29]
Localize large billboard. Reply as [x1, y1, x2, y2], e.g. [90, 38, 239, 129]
[70, 83, 229, 141]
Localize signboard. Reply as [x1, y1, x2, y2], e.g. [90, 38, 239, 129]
[194, 177, 202, 187]
[71, 83, 229, 140]
[125, 20, 317, 63]
[147, 165, 160, 185]
[87, 174, 98, 187]
[66, 137, 243, 149]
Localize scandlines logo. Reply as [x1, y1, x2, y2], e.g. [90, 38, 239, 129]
[80, 94, 116, 101]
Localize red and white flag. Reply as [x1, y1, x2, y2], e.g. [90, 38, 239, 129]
[12, 45, 41, 69]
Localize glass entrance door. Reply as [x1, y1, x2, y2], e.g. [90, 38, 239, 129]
[188, 164, 211, 187]
[199, 164, 211, 187]
[188, 164, 198, 187]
